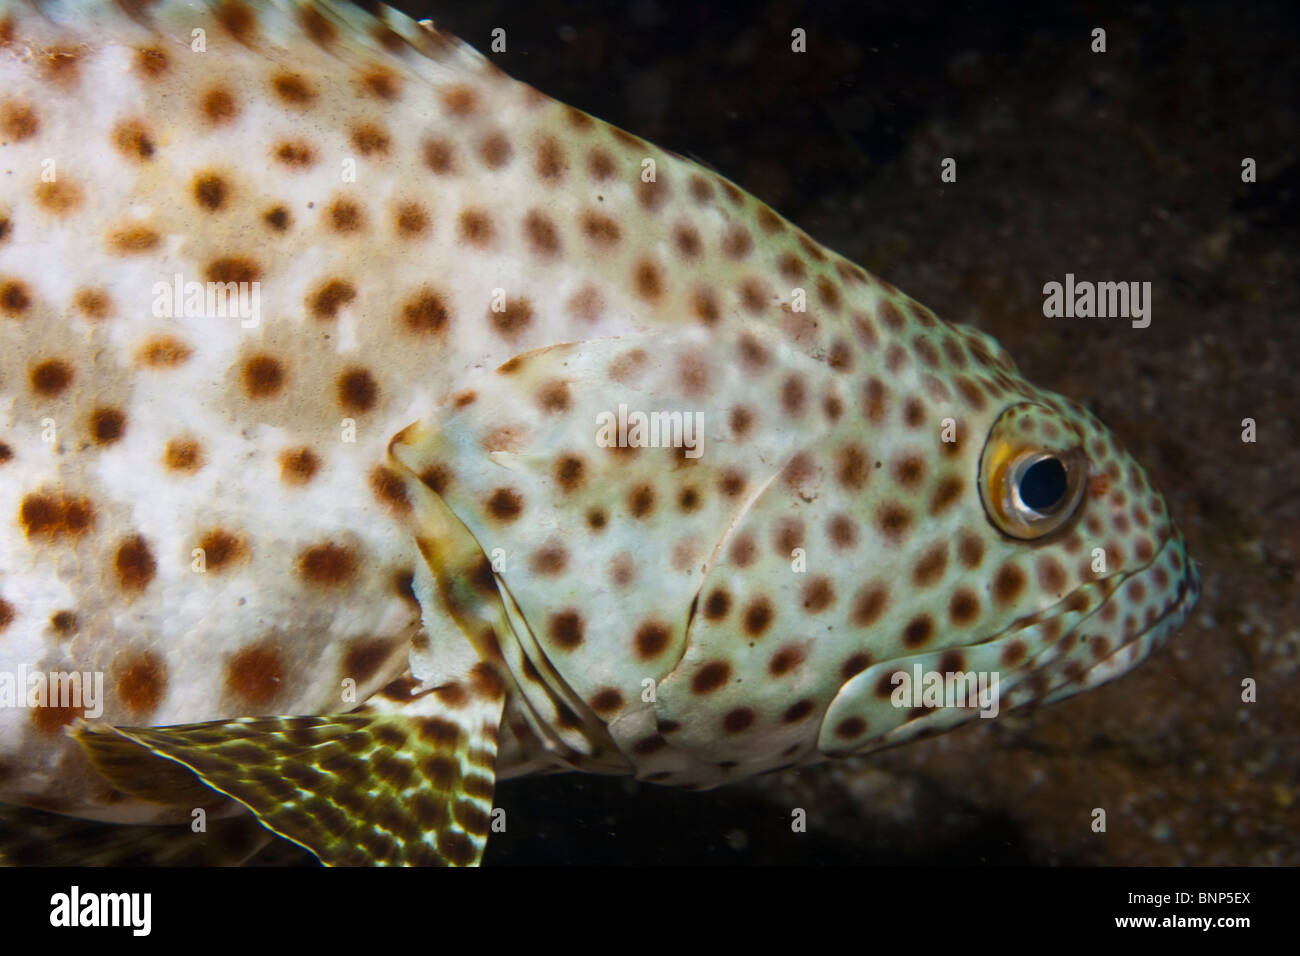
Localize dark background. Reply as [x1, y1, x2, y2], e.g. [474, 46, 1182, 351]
[413, 0, 1297, 864]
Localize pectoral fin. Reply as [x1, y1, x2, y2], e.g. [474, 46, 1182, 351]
[75, 674, 506, 866]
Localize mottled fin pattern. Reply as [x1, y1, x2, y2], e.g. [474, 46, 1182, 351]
[76, 685, 505, 865]
[73, 722, 229, 809]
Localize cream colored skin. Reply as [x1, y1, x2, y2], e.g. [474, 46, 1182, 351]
[0, 0, 1197, 829]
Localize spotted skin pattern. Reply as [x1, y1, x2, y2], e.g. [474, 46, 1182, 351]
[0, 1, 1198, 863]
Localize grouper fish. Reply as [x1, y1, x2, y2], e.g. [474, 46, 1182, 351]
[0, 0, 1200, 865]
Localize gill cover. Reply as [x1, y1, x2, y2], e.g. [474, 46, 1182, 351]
[388, 325, 831, 768]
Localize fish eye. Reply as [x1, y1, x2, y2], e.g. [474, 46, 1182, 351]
[1017, 455, 1068, 511]
[980, 406, 1088, 540]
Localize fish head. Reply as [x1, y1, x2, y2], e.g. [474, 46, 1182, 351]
[795, 322, 1203, 761]
[389, 288, 1197, 784]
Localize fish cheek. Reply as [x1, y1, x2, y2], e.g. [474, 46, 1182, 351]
[389, 326, 833, 781]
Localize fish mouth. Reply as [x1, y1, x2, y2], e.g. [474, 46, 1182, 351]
[1035, 530, 1201, 706]
[817, 531, 1200, 758]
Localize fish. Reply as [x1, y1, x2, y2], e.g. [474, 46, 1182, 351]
[0, 0, 1200, 866]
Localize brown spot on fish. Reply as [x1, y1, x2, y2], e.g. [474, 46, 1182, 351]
[628, 483, 656, 519]
[441, 84, 479, 116]
[993, 562, 1026, 606]
[722, 708, 755, 734]
[338, 367, 378, 412]
[394, 201, 429, 238]
[49, 610, 76, 636]
[215, 1, 257, 43]
[192, 172, 229, 211]
[278, 447, 320, 486]
[205, 257, 260, 285]
[138, 336, 192, 368]
[107, 224, 162, 255]
[459, 207, 494, 246]
[692, 660, 731, 694]
[242, 353, 286, 398]
[633, 258, 664, 301]
[530, 543, 568, 575]
[163, 437, 204, 473]
[802, 577, 836, 613]
[851, 584, 888, 628]
[534, 135, 567, 183]
[911, 544, 948, 588]
[116, 652, 167, 717]
[743, 598, 773, 637]
[769, 645, 806, 676]
[360, 66, 401, 101]
[581, 210, 620, 246]
[634, 620, 671, 659]
[673, 222, 702, 259]
[1000, 640, 1028, 668]
[783, 699, 815, 723]
[1, 100, 38, 141]
[827, 513, 859, 549]
[902, 614, 934, 648]
[328, 197, 365, 233]
[841, 652, 872, 681]
[554, 454, 586, 492]
[535, 379, 570, 413]
[200, 86, 238, 125]
[29, 359, 73, 396]
[957, 531, 985, 569]
[35, 180, 83, 216]
[402, 288, 451, 335]
[368, 467, 409, 513]
[949, 588, 980, 626]
[299, 542, 357, 588]
[485, 488, 523, 522]
[490, 297, 532, 340]
[309, 279, 357, 320]
[226, 645, 284, 708]
[89, 406, 126, 445]
[876, 503, 913, 542]
[263, 205, 291, 231]
[198, 529, 246, 572]
[274, 139, 316, 168]
[31, 701, 84, 735]
[1, 279, 30, 316]
[271, 72, 315, 108]
[478, 130, 512, 168]
[722, 225, 753, 259]
[523, 209, 561, 257]
[111, 119, 155, 161]
[114, 535, 156, 593]
[548, 610, 584, 650]
[342, 638, 395, 686]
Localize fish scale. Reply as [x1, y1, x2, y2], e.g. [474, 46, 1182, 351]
[0, 0, 1199, 864]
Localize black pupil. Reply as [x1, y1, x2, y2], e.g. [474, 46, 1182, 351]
[1020, 457, 1068, 511]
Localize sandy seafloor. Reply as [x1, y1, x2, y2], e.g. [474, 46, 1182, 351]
[408, 0, 1296, 866]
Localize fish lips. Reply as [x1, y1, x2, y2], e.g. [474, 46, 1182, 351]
[1041, 531, 1200, 703]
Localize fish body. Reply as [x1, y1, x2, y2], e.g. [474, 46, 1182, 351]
[0, 0, 1198, 864]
